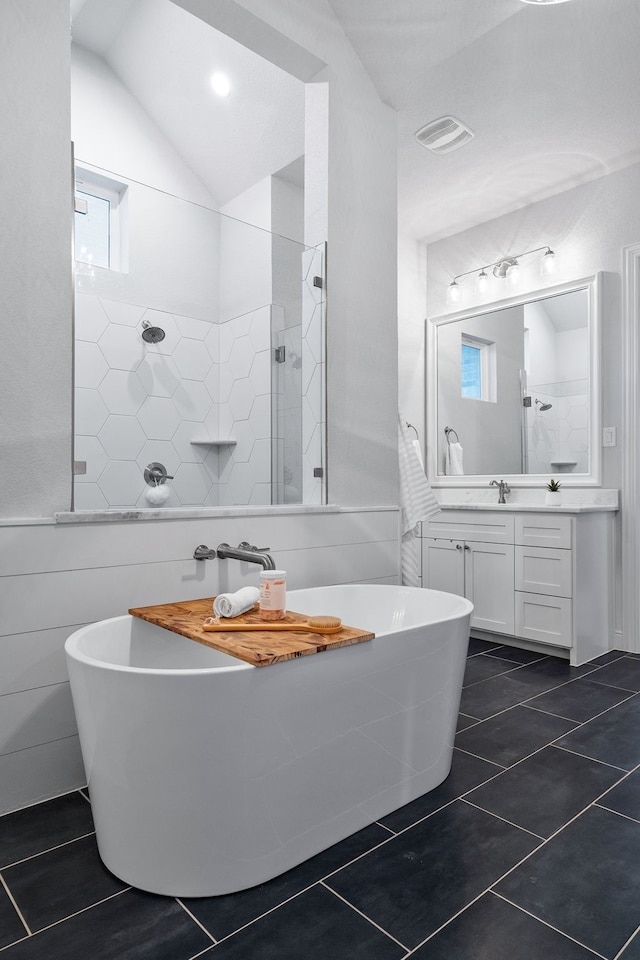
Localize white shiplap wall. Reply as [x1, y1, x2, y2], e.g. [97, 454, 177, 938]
[0, 508, 399, 814]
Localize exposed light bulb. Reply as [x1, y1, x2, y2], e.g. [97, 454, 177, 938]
[211, 72, 231, 98]
[476, 270, 489, 294]
[446, 281, 462, 305]
[506, 260, 521, 286]
[541, 249, 556, 275]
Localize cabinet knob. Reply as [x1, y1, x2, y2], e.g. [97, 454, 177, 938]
[464, 544, 471, 551]
[456, 543, 463, 550]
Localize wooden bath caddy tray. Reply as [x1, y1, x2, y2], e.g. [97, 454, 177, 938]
[128, 597, 375, 667]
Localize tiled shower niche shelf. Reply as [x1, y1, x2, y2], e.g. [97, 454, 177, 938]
[189, 439, 237, 446]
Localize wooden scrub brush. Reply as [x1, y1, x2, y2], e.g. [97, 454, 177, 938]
[203, 615, 343, 635]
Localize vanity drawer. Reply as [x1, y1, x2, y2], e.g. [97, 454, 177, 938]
[423, 511, 514, 544]
[515, 546, 573, 598]
[515, 515, 573, 549]
[515, 592, 572, 648]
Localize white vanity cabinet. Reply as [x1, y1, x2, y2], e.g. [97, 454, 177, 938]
[422, 508, 615, 666]
[422, 512, 515, 635]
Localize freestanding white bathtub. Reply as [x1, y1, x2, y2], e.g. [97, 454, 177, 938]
[65, 583, 472, 897]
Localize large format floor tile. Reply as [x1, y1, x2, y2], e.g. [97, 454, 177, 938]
[410, 891, 599, 960]
[495, 804, 640, 959]
[620, 930, 640, 959]
[554, 694, 640, 770]
[456, 713, 478, 732]
[455, 704, 576, 767]
[485, 646, 549, 665]
[200, 884, 405, 959]
[466, 745, 623, 837]
[0, 792, 94, 869]
[182, 821, 391, 942]
[588, 657, 640, 692]
[0, 889, 212, 960]
[597, 768, 640, 822]
[0, 886, 27, 951]
[526, 677, 635, 722]
[459, 659, 595, 720]
[467, 637, 504, 657]
[463, 654, 520, 687]
[328, 799, 539, 950]
[379, 748, 503, 833]
[3, 834, 127, 932]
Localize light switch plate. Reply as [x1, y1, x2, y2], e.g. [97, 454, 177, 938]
[603, 427, 617, 447]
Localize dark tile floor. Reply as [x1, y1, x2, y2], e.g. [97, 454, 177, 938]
[2, 641, 640, 958]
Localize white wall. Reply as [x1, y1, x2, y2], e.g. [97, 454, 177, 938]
[0, 0, 72, 518]
[72, 44, 219, 320]
[525, 300, 558, 388]
[71, 45, 215, 207]
[219, 179, 273, 322]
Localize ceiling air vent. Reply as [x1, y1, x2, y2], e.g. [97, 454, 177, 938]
[414, 116, 474, 155]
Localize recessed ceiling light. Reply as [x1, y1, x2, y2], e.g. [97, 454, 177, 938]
[211, 72, 231, 98]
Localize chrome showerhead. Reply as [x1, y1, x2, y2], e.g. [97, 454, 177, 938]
[141, 320, 165, 343]
[535, 399, 552, 411]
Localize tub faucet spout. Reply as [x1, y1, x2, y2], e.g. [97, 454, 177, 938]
[216, 542, 276, 570]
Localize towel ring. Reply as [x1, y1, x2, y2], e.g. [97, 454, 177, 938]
[405, 421, 419, 439]
[444, 426, 460, 445]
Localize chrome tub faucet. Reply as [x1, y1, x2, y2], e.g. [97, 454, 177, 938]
[198, 541, 276, 570]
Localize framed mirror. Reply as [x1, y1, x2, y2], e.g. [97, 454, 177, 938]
[426, 274, 601, 487]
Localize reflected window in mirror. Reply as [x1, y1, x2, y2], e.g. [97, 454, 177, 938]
[461, 335, 496, 401]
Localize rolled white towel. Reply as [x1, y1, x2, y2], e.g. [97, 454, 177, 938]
[213, 586, 260, 618]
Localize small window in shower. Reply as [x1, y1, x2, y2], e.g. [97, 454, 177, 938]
[74, 168, 128, 272]
[461, 334, 496, 402]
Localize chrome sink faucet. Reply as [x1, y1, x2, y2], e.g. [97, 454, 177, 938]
[490, 479, 511, 504]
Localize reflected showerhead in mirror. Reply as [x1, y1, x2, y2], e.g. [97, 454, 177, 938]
[141, 320, 166, 343]
[535, 399, 553, 411]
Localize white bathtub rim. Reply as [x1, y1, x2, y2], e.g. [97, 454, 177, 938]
[65, 616, 252, 676]
[64, 585, 474, 677]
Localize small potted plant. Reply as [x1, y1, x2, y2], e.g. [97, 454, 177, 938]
[545, 478, 562, 506]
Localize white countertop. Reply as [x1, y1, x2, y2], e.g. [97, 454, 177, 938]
[436, 502, 618, 514]
[431, 487, 619, 514]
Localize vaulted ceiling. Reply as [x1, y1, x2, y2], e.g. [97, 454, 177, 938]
[327, 0, 640, 241]
[71, 0, 305, 207]
[72, 0, 640, 241]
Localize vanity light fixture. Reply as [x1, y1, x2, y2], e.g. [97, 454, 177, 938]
[541, 248, 557, 275]
[476, 270, 489, 294]
[446, 246, 555, 304]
